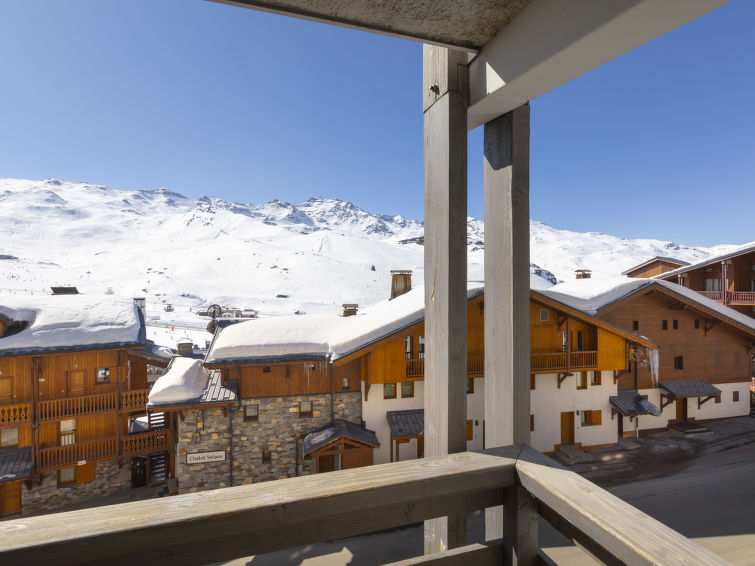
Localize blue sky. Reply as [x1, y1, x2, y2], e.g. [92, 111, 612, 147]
[0, 0, 752, 247]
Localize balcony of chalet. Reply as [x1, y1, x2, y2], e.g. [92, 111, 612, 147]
[529, 350, 597, 373]
[405, 354, 484, 380]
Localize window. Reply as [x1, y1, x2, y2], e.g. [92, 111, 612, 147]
[299, 400, 313, 418]
[466, 420, 473, 441]
[539, 309, 549, 322]
[581, 410, 602, 426]
[262, 450, 271, 464]
[401, 381, 414, 398]
[418, 336, 425, 359]
[590, 371, 601, 386]
[695, 319, 700, 329]
[530, 415, 534, 432]
[404, 336, 412, 360]
[383, 383, 397, 399]
[244, 404, 259, 422]
[704, 278, 720, 292]
[530, 374, 535, 390]
[60, 419, 76, 446]
[673, 320, 679, 330]
[632, 320, 639, 331]
[576, 372, 587, 390]
[95, 368, 110, 384]
[733, 391, 740, 402]
[58, 467, 75, 486]
[662, 320, 668, 330]
[467, 378, 474, 394]
[342, 377, 350, 390]
[1, 427, 18, 447]
[262, 366, 271, 373]
[674, 356, 684, 370]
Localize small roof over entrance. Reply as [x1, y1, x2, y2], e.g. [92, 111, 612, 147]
[0, 447, 32, 484]
[303, 420, 379, 456]
[609, 391, 661, 417]
[659, 380, 721, 399]
[387, 409, 424, 439]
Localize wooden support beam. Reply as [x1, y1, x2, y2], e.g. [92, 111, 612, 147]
[557, 372, 570, 389]
[660, 394, 675, 411]
[423, 44, 469, 554]
[698, 394, 719, 410]
[482, 105, 531, 543]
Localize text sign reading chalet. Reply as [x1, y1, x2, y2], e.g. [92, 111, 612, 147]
[187, 451, 226, 464]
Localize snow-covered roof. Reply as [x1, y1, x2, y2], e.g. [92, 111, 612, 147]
[206, 283, 485, 363]
[541, 277, 755, 334]
[0, 295, 144, 355]
[655, 241, 755, 279]
[148, 357, 208, 405]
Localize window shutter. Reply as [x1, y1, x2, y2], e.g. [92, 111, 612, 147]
[466, 420, 473, 441]
[593, 410, 602, 426]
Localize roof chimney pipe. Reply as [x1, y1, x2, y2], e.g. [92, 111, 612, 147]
[342, 304, 358, 317]
[390, 270, 412, 300]
[575, 270, 592, 280]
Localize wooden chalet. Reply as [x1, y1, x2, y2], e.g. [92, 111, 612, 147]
[0, 295, 174, 517]
[654, 243, 755, 319]
[544, 278, 755, 435]
[622, 256, 690, 279]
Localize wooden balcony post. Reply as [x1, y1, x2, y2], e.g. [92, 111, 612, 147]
[483, 106, 536, 559]
[422, 43, 469, 554]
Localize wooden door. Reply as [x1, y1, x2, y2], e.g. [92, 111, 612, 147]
[560, 412, 574, 445]
[676, 398, 687, 422]
[617, 413, 624, 437]
[342, 451, 372, 470]
[317, 455, 335, 473]
[0, 481, 22, 516]
[0, 377, 13, 404]
[67, 370, 86, 397]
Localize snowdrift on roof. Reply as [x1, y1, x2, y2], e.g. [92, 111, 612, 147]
[0, 294, 142, 353]
[149, 357, 208, 405]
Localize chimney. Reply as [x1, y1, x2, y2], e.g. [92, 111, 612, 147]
[176, 339, 194, 356]
[575, 270, 592, 280]
[342, 304, 358, 317]
[390, 270, 412, 300]
[133, 297, 147, 321]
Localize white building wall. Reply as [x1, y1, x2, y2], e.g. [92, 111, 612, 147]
[530, 371, 618, 453]
[363, 377, 485, 465]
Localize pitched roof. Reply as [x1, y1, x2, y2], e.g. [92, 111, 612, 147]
[387, 409, 424, 438]
[660, 380, 721, 398]
[621, 256, 690, 276]
[656, 241, 755, 279]
[303, 420, 379, 455]
[609, 391, 661, 417]
[0, 447, 32, 483]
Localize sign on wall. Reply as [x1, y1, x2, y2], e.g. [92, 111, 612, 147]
[187, 451, 226, 464]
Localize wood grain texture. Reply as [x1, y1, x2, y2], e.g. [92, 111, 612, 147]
[0, 451, 516, 565]
[515, 445, 730, 566]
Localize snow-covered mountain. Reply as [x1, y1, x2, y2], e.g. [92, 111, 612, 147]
[0, 177, 745, 329]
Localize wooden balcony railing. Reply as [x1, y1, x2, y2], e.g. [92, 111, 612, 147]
[121, 429, 170, 457]
[120, 388, 150, 411]
[531, 351, 597, 372]
[38, 392, 117, 421]
[0, 402, 31, 427]
[697, 290, 724, 302]
[730, 291, 755, 304]
[38, 437, 117, 472]
[0, 445, 727, 565]
[405, 356, 486, 380]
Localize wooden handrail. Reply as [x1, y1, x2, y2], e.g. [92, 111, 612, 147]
[405, 357, 425, 379]
[120, 388, 150, 411]
[0, 445, 727, 566]
[38, 392, 117, 421]
[121, 429, 170, 457]
[569, 350, 597, 369]
[730, 291, 755, 304]
[0, 402, 31, 426]
[405, 356, 486, 379]
[530, 352, 567, 371]
[697, 290, 724, 302]
[38, 438, 117, 472]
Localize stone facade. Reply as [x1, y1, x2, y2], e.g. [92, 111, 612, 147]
[175, 392, 362, 492]
[21, 458, 130, 516]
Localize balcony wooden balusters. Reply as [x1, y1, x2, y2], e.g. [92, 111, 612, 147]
[121, 429, 170, 457]
[570, 350, 597, 369]
[530, 351, 597, 372]
[120, 388, 150, 411]
[38, 438, 118, 472]
[0, 445, 728, 566]
[698, 290, 724, 302]
[530, 352, 567, 371]
[405, 358, 425, 379]
[730, 291, 755, 304]
[38, 392, 118, 421]
[467, 354, 484, 377]
[0, 402, 31, 426]
[405, 356, 486, 379]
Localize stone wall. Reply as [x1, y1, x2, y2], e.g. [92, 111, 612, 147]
[21, 459, 129, 516]
[175, 392, 362, 492]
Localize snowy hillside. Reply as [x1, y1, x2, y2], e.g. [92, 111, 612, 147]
[0, 177, 745, 342]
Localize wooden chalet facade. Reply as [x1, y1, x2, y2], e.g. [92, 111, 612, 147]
[622, 256, 690, 279]
[0, 296, 175, 517]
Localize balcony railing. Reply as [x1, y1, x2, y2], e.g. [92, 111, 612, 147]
[531, 351, 597, 372]
[38, 392, 117, 421]
[695, 290, 755, 305]
[697, 290, 724, 301]
[120, 388, 150, 411]
[0, 402, 31, 426]
[121, 429, 170, 457]
[38, 437, 117, 472]
[405, 356, 486, 380]
[0, 445, 726, 565]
